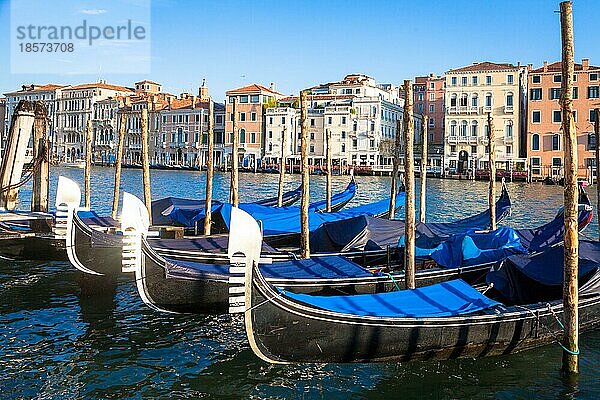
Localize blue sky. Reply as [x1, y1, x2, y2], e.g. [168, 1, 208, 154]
[1, 0, 599, 100]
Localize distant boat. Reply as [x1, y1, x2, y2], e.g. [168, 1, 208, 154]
[62, 159, 86, 168]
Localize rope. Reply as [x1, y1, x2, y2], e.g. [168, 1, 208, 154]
[0, 147, 46, 194]
[383, 272, 402, 291]
[546, 303, 580, 355]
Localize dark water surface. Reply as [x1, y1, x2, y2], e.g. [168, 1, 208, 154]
[1, 166, 599, 399]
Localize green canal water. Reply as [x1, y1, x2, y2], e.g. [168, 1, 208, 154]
[0, 166, 598, 399]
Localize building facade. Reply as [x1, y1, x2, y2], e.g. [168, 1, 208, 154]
[55, 81, 134, 162]
[444, 62, 527, 177]
[526, 58, 600, 181]
[414, 75, 445, 171]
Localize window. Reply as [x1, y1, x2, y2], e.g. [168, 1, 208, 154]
[573, 87, 579, 99]
[251, 112, 256, 121]
[429, 104, 434, 113]
[450, 120, 457, 136]
[352, 139, 357, 148]
[309, 144, 315, 153]
[341, 143, 346, 152]
[532, 133, 540, 150]
[429, 118, 435, 128]
[532, 110, 541, 123]
[461, 77, 467, 86]
[507, 74, 514, 84]
[250, 132, 256, 143]
[281, 117, 286, 124]
[450, 145, 457, 153]
[310, 118, 315, 127]
[451, 77, 457, 86]
[240, 113, 246, 122]
[268, 131, 272, 139]
[471, 121, 478, 136]
[552, 134, 561, 151]
[240, 95, 248, 103]
[590, 109, 598, 122]
[310, 132, 315, 140]
[418, 104, 423, 113]
[370, 139, 375, 148]
[573, 110, 577, 122]
[250, 95, 259, 103]
[550, 88, 561, 99]
[472, 76, 478, 85]
[450, 94, 457, 107]
[553, 75, 562, 83]
[471, 145, 477, 154]
[341, 131, 346, 139]
[328, 117, 333, 125]
[430, 93, 435, 101]
[530, 88, 542, 100]
[430, 82, 435, 89]
[506, 93, 514, 107]
[553, 110, 562, 123]
[342, 116, 346, 124]
[459, 94, 468, 107]
[506, 145, 512, 154]
[459, 120, 467, 136]
[591, 73, 598, 81]
[240, 129, 246, 143]
[588, 86, 599, 99]
[532, 75, 541, 84]
[471, 94, 478, 107]
[486, 75, 492, 85]
[505, 122, 513, 137]
[552, 157, 562, 166]
[485, 93, 492, 107]
[588, 132, 596, 150]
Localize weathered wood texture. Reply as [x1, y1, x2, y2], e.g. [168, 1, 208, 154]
[84, 118, 93, 208]
[419, 115, 428, 223]
[389, 119, 402, 220]
[230, 98, 239, 207]
[487, 112, 496, 231]
[141, 108, 152, 222]
[204, 100, 215, 235]
[403, 81, 416, 290]
[112, 112, 127, 218]
[277, 126, 287, 207]
[300, 91, 310, 259]
[595, 107, 599, 240]
[326, 128, 332, 212]
[32, 102, 49, 212]
[560, 0, 579, 375]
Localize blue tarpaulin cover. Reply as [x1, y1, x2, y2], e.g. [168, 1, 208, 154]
[308, 179, 357, 212]
[281, 279, 499, 318]
[164, 255, 375, 281]
[216, 191, 405, 236]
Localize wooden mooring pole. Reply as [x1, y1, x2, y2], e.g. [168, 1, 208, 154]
[326, 128, 332, 212]
[419, 115, 428, 223]
[595, 107, 599, 240]
[230, 98, 239, 207]
[560, 0, 579, 375]
[403, 80, 416, 290]
[111, 112, 127, 219]
[32, 102, 49, 212]
[300, 90, 310, 259]
[204, 99, 215, 235]
[487, 112, 496, 231]
[141, 108, 152, 222]
[84, 118, 93, 209]
[388, 119, 401, 219]
[277, 126, 287, 207]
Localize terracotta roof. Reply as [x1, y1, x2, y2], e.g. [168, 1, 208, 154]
[167, 98, 211, 111]
[4, 84, 68, 95]
[135, 80, 161, 85]
[226, 84, 283, 96]
[529, 61, 600, 73]
[280, 94, 354, 102]
[446, 62, 518, 73]
[66, 83, 134, 92]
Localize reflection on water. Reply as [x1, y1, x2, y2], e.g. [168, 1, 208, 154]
[1, 166, 598, 399]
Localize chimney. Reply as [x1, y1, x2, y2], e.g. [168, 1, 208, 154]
[198, 78, 209, 101]
[543, 61, 548, 72]
[191, 95, 196, 109]
[21, 85, 27, 91]
[582, 58, 590, 71]
[527, 64, 533, 72]
[167, 97, 172, 110]
[270, 82, 276, 92]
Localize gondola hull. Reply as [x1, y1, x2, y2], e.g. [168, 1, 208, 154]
[245, 263, 600, 363]
[0, 234, 66, 261]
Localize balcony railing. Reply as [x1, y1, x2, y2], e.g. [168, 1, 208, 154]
[504, 105, 514, 113]
[446, 135, 478, 144]
[483, 105, 492, 113]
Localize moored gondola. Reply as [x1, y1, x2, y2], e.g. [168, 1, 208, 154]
[236, 237, 600, 364]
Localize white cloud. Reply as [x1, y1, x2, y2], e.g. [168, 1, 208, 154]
[81, 9, 107, 15]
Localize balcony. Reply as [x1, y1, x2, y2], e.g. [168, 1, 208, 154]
[504, 135, 514, 144]
[446, 135, 478, 144]
[483, 105, 492, 113]
[447, 105, 480, 115]
[504, 105, 514, 113]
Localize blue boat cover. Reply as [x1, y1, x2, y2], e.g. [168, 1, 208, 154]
[216, 192, 405, 236]
[310, 184, 511, 253]
[281, 279, 499, 318]
[164, 255, 375, 281]
[77, 210, 119, 227]
[486, 241, 600, 304]
[253, 185, 302, 207]
[403, 227, 528, 268]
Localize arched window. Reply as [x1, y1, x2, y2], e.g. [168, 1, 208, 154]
[450, 120, 457, 136]
[460, 94, 468, 107]
[450, 94, 457, 107]
[506, 92, 514, 107]
[532, 133, 540, 151]
[471, 121, 478, 136]
[240, 128, 246, 143]
[552, 133, 561, 151]
[459, 120, 468, 136]
[471, 94, 478, 107]
[505, 121, 513, 137]
[485, 93, 492, 107]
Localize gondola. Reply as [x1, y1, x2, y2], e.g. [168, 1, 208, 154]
[236, 237, 600, 364]
[126, 191, 591, 315]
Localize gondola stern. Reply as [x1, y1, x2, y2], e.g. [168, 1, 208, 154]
[55, 176, 81, 237]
